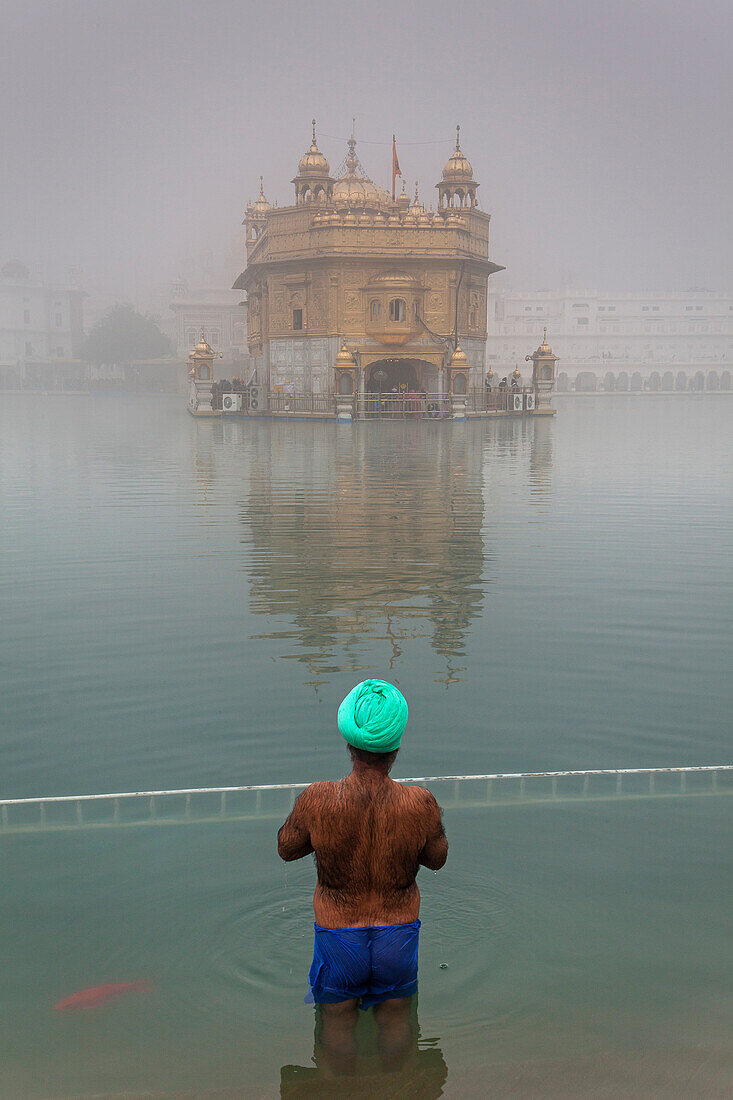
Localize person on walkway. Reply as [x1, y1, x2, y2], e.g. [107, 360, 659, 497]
[277, 679, 448, 1065]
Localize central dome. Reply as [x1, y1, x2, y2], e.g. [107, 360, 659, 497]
[332, 173, 391, 210]
[332, 135, 392, 210]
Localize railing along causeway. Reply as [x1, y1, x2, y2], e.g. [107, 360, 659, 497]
[1, 766, 730, 835]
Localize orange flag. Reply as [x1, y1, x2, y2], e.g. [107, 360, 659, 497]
[392, 135, 401, 201]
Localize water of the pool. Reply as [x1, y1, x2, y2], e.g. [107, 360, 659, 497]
[1, 395, 731, 1097]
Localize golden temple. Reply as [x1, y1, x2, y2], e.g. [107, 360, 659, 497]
[233, 123, 504, 400]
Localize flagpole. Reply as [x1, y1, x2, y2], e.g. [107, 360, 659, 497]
[392, 135, 402, 202]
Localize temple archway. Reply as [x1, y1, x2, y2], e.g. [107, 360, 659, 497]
[575, 371, 597, 392]
[366, 357, 438, 393]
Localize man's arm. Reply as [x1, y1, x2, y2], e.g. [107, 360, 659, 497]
[416, 788, 448, 870]
[277, 785, 317, 862]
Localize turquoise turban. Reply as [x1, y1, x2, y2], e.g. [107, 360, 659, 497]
[338, 679, 408, 753]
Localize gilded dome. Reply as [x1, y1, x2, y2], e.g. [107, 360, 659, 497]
[252, 176, 270, 216]
[411, 181, 426, 215]
[333, 174, 391, 210]
[442, 124, 474, 181]
[537, 327, 554, 355]
[335, 340, 356, 366]
[298, 120, 330, 177]
[192, 328, 213, 356]
[332, 134, 392, 210]
[526, 328, 558, 362]
[450, 341, 468, 365]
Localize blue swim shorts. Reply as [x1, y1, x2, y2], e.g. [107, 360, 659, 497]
[307, 920, 420, 1009]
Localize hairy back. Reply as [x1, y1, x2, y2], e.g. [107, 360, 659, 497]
[310, 779, 430, 900]
[278, 773, 447, 925]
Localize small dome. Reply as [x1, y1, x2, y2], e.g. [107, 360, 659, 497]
[513, 363, 521, 378]
[526, 328, 558, 363]
[252, 177, 270, 216]
[450, 341, 468, 365]
[335, 340, 356, 366]
[298, 120, 330, 177]
[442, 124, 474, 181]
[396, 180, 410, 209]
[192, 328, 214, 356]
[537, 327, 554, 355]
[411, 182, 426, 215]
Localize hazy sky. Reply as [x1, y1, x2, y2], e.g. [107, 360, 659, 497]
[2, 0, 732, 306]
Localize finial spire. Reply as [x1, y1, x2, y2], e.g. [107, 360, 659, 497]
[543, 326, 547, 342]
[259, 175, 264, 196]
[200, 325, 205, 341]
[346, 130, 357, 174]
[414, 180, 419, 203]
[312, 118, 316, 143]
[456, 123, 461, 151]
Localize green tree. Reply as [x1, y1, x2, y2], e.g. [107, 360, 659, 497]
[83, 304, 172, 365]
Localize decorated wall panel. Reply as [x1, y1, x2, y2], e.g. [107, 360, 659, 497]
[269, 337, 329, 394]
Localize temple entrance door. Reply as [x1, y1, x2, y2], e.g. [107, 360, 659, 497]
[361, 358, 443, 419]
[366, 359, 418, 393]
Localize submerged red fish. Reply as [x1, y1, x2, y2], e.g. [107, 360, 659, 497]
[54, 979, 153, 1010]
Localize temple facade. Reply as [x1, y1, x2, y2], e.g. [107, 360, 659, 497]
[233, 124, 505, 402]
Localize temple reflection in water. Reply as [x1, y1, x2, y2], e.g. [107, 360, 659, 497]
[222, 417, 553, 685]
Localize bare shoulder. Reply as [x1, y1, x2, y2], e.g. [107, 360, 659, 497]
[293, 780, 335, 812]
[403, 783, 442, 818]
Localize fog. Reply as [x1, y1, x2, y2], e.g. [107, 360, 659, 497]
[2, 0, 732, 308]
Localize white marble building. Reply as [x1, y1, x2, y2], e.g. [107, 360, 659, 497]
[168, 282, 246, 366]
[0, 260, 85, 389]
[487, 288, 733, 391]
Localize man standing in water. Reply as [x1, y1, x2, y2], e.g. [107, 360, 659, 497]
[277, 679, 448, 1056]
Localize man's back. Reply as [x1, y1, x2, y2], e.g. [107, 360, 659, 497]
[278, 772, 447, 928]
